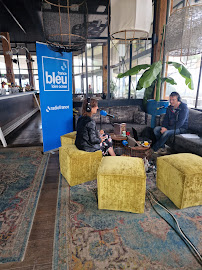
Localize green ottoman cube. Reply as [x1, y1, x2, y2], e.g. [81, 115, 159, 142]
[157, 153, 202, 209]
[60, 131, 77, 146]
[59, 144, 102, 186]
[97, 156, 146, 213]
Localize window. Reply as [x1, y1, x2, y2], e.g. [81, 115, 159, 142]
[197, 77, 202, 109]
[110, 40, 152, 99]
[73, 43, 104, 95]
[111, 41, 130, 99]
[131, 42, 152, 99]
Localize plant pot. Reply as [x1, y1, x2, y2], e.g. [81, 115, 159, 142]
[147, 99, 169, 128]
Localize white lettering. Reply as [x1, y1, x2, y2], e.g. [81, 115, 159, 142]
[46, 105, 69, 112]
[58, 71, 67, 75]
[61, 76, 67, 84]
[46, 71, 52, 84]
[52, 72, 55, 84]
[56, 75, 61, 84]
[45, 71, 67, 85]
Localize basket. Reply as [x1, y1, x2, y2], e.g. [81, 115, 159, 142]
[125, 146, 151, 158]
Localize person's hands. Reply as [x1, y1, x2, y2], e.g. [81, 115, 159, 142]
[99, 130, 106, 142]
[100, 134, 107, 142]
[160, 127, 167, 134]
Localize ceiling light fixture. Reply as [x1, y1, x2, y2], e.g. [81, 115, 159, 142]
[165, 3, 202, 57]
[110, 0, 153, 41]
[6, 46, 30, 56]
[0, 37, 32, 59]
[6, 50, 13, 57]
[42, 0, 88, 52]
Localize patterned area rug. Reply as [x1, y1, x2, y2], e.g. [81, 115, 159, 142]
[53, 173, 202, 270]
[0, 147, 49, 263]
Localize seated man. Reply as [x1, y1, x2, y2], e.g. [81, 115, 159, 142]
[152, 91, 189, 154]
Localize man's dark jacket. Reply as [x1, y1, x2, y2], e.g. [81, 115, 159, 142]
[162, 102, 189, 130]
[75, 116, 101, 152]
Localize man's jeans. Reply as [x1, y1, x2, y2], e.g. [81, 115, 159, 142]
[152, 126, 182, 152]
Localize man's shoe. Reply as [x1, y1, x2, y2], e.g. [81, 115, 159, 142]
[157, 148, 168, 155]
[150, 149, 157, 155]
[150, 148, 158, 154]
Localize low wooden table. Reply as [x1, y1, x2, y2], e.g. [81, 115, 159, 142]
[110, 133, 152, 159]
[110, 133, 127, 148]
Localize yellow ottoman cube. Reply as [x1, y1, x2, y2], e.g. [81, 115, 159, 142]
[157, 153, 202, 209]
[60, 131, 77, 146]
[97, 156, 146, 213]
[59, 144, 102, 186]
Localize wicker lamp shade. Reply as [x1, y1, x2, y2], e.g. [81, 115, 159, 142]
[165, 5, 202, 56]
[110, 0, 152, 41]
[42, 0, 88, 52]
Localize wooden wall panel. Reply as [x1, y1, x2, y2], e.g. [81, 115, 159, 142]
[1, 32, 15, 84]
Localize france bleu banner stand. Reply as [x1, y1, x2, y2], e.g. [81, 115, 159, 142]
[36, 42, 73, 153]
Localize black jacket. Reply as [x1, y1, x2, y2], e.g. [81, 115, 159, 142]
[75, 116, 101, 152]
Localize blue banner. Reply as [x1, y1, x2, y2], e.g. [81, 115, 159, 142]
[36, 42, 73, 152]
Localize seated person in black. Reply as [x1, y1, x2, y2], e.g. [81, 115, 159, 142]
[75, 98, 116, 156]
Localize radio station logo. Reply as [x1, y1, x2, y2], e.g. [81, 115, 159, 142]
[46, 105, 69, 112]
[42, 56, 69, 91]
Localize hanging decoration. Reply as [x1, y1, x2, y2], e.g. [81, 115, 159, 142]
[42, 0, 88, 52]
[110, 0, 153, 41]
[165, 4, 202, 57]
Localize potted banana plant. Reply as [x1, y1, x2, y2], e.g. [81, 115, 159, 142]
[117, 60, 194, 127]
[117, 26, 194, 127]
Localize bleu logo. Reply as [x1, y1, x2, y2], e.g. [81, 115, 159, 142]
[42, 56, 69, 91]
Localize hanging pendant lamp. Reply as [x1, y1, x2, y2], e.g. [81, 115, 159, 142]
[42, 0, 88, 52]
[110, 0, 153, 41]
[165, 4, 202, 56]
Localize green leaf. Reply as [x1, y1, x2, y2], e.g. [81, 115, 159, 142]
[136, 79, 143, 90]
[117, 64, 150, 79]
[136, 70, 157, 90]
[138, 61, 162, 88]
[167, 61, 194, 90]
[161, 77, 177, 85]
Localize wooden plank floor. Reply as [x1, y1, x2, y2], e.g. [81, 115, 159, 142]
[4, 112, 43, 147]
[0, 113, 60, 270]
